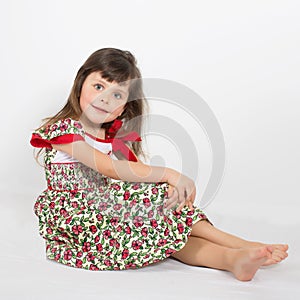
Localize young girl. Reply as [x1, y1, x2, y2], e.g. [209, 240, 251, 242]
[30, 48, 288, 281]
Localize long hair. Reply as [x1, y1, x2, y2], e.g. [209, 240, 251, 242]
[37, 48, 148, 158]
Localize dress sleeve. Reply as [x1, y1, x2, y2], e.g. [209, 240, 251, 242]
[30, 118, 85, 149]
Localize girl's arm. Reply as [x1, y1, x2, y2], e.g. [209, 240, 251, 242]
[53, 141, 196, 211]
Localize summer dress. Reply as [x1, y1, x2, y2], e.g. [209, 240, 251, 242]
[30, 118, 210, 271]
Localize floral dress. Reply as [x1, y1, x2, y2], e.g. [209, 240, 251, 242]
[30, 118, 210, 271]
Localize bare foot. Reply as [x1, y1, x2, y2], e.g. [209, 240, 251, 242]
[262, 245, 289, 266]
[243, 242, 289, 266]
[231, 246, 273, 281]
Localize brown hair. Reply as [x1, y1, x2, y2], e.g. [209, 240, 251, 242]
[38, 48, 148, 158]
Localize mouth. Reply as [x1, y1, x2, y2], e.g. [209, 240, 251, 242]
[91, 104, 109, 113]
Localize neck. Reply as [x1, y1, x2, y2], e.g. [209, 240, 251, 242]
[79, 115, 105, 139]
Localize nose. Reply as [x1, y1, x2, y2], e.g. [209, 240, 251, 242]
[101, 97, 109, 104]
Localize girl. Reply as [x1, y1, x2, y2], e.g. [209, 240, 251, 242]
[30, 48, 288, 281]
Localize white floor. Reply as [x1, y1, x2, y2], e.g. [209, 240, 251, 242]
[1, 191, 299, 300]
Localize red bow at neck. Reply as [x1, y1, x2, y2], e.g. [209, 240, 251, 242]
[106, 119, 141, 162]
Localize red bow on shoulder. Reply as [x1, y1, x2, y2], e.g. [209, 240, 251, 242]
[106, 119, 141, 162]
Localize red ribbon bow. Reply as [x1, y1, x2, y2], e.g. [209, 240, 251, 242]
[107, 119, 141, 162]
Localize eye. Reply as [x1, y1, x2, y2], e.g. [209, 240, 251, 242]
[94, 84, 104, 91]
[113, 93, 122, 100]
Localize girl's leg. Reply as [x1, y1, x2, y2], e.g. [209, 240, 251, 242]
[190, 220, 288, 265]
[191, 220, 257, 248]
[171, 236, 272, 281]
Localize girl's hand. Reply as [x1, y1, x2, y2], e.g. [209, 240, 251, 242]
[164, 169, 196, 213]
[166, 184, 194, 212]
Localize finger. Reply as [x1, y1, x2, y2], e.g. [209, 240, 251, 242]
[176, 201, 185, 213]
[187, 200, 194, 210]
[165, 190, 179, 209]
[165, 187, 177, 204]
[186, 186, 196, 204]
[165, 198, 178, 210]
[167, 185, 175, 198]
[177, 188, 186, 207]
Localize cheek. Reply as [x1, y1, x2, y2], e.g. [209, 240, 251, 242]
[112, 104, 125, 116]
[79, 90, 94, 112]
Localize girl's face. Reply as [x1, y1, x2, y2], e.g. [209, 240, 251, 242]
[79, 72, 129, 125]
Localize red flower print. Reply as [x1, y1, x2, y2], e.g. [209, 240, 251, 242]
[186, 217, 193, 227]
[89, 225, 97, 234]
[55, 253, 61, 261]
[133, 216, 144, 227]
[124, 212, 130, 219]
[116, 225, 122, 232]
[96, 213, 103, 221]
[151, 187, 158, 194]
[59, 196, 66, 203]
[49, 202, 55, 209]
[72, 225, 83, 235]
[71, 201, 79, 208]
[74, 122, 82, 129]
[88, 199, 95, 206]
[94, 236, 100, 243]
[113, 203, 122, 211]
[70, 191, 77, 199]
[143, 198, 151, 208]
[112, 184, 121, 190]
[187, 209, 195, 216]
[173, 210, 182, 218]
[150, 219, 158, 228]
[64, 249, 72, 261]
[76, 259, 83, 268]
[133, 183, 140, 190]
[142, 261, 149, 267]
[65, 217, 72, 224]
[125, 226, 131, 235]
[177, 223, 184, 234]
[98, 202, 108, 211]
[60, 123, 68, 131]
[198, 213, 207, 220]
[46, 227, 53, 235]
[156, 205, 164, 216]
[148, 210, 154, 219]
[103, 229, 111, 239]
[87, 252, 96, 262]
[129, 199, 137, 208]
[83, 242, 91, 252]
[164, 228, 170, 236]
[122, 249, 129, 259]
[104, 259, 112, 266]
[123, 191, 131, 200]
[109, 238, 117, 247]
[158, 238, 167, 247]
[166, 248, 176, 256]
[60, 208, 68, 217]
[110, 217, 119, 226]
[141, 227, 148, 237]
[77, 251, 83, 258]
[96, 243, 103, 252]
[89, 264, 99, 271]
[115, 241, 120, 249]
[125, 263, 137, 269]
[132, 240, 143, 250]
[51, 124, 58, 132]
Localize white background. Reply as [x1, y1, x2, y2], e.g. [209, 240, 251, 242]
[0, 0, 299, 299]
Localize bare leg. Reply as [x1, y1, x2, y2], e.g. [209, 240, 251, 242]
[171, 236, 272, 281]
[190, 220, 288, 265]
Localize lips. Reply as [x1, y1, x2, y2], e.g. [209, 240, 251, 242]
[91, 104, 109, 113]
